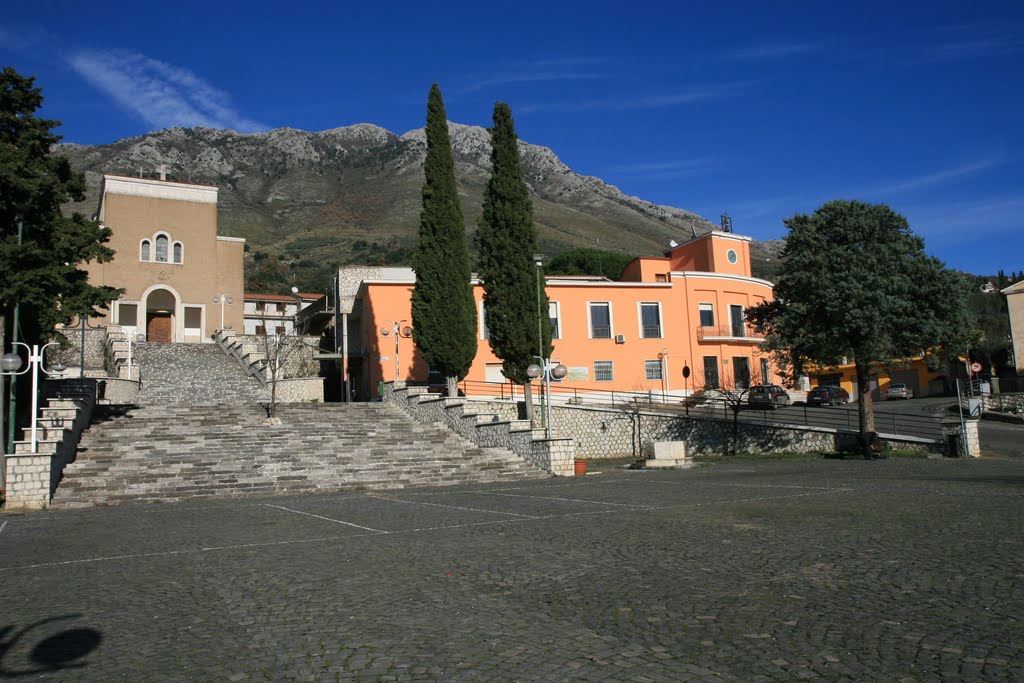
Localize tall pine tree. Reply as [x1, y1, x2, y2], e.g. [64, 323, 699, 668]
[476, 102, 551, 420]
[410, 84, 477, 396]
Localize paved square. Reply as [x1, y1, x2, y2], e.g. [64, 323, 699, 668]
[2, 457, 1022, 681]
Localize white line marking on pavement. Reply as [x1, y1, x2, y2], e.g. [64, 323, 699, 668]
[486, 492, 654, 508]
[0, 520, 7, 536]
[261, 504, 389, 533]
[0, 490, 849, 573]
[366, 493, 539, 518]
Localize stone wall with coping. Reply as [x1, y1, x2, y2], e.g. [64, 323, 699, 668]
[51, 327, 107, 374]
[940, 418, 981, 457]
[273, 377, 325, 403]
[384, 384, 573, 476]
[101, 377, 141, 404]
[4, 392, 96, 511]
[458, 398, 943, 458]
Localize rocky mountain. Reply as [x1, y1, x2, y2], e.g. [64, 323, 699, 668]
[58, 123, 780, 292]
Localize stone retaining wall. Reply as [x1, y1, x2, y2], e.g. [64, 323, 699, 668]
[458, 398, 945, 458]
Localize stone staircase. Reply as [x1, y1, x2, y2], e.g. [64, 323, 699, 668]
[50, 403, 547, 508]
[134, 342, 269, 405]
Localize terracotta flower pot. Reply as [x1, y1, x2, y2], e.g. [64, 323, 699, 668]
[574, 459, 588, 476]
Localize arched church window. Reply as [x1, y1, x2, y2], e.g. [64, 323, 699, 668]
[140, 240, 151, 261]
[173, 242, 183, 264]
[155, 234, 169, 262]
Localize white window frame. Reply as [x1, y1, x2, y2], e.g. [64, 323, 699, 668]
[594, 360, 614, 382]
[139, 239, 151, 261]
[549, 301, 561, 340]
[479, 301, 490, 340]
[587, 301, 614, 339]
[638, 302, 662, 339]
[154, 232, 170, 263]
[172, 240, 184, 264]
[644, 359, 663, 380]
[699, 302, 715, 327]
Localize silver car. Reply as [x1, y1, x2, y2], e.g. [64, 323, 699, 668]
[885, 383, 913, 400]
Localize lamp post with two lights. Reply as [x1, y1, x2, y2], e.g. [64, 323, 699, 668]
[212, 293, 234, 331]
[380, 320, 413, 384]
[526, 357, 567, 439]
[1, 342, 66, 457]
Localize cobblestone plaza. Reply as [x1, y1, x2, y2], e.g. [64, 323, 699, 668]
[1, 457, 1021, 681]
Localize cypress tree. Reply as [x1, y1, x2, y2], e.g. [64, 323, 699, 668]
[410, 84, 477, 396]
[476, 102, 551, 420]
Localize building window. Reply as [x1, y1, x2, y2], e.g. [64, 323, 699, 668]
[645, 360, 663, 380]
[140, 240, 151, 261]
[118, 302, 138, 327]
[703, 356, 719, 389]
[655, 274, 667, 282]
[730, 304, 745, 338]
[594, 360, 614, 382]
[549, 301, 561, 340]
[639, 302, 662, 338]
[155, 234, 169, 262]
[256, 325, 266, 336]
[733, 357, 750, 389]
[589, 302, 612, 339]
[173, 242, 183, 263]
[699, 303, 715, 327]
[479, 302, 490, 340]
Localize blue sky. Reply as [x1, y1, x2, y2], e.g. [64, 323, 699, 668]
[3, 1, 1022, 276]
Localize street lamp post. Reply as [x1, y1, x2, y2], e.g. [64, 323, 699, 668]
[123, 332, 145, 380]
[527, 356, 568, 439]
[381, 320, 412, 383]
[212, 293, 233, 331]
[2, 342, 64, 454]
[657, 349, 670, 402]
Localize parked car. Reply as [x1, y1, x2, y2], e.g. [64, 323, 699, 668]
[885, 383, 914, 400]
[806, 385, 850, 406]
[747, 384, 791, 409]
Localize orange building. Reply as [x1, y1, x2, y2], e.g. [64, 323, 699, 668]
[331, 231, 779, 401]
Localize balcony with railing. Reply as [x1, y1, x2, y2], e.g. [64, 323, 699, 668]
[696, 323, 764, 343]
[640, 325, 662, 339]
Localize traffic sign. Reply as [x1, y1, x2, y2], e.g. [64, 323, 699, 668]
[970, 361, 983, 373]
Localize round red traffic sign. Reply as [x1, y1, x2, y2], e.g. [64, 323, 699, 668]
[970, 362, 983, 373]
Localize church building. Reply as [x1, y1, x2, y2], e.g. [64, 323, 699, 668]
[83, 173, 245, 342]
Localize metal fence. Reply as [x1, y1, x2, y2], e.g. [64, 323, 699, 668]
[454, 379, 945, 441]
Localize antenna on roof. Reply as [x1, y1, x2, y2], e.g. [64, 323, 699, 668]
[720, 212, 732, 232]
[690, 226, 697, 239]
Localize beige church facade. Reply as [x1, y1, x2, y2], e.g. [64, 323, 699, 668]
[83, 174, 245, 342]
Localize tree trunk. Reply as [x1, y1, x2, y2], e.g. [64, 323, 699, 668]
[854, 358, 877, 458]
[731, 405, 741, 456]
[446, 375, 459, 398]
[522, 381, 534, 422]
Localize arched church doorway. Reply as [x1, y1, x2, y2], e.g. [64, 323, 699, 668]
[144, 288, 178, 343]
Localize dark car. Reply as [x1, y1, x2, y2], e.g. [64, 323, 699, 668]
[747, 384, 791, 409]
[806, 385, 850, 406]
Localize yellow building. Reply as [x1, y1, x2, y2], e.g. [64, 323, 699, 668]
[82, 174, 245, 342]
[809, 356, 950, 399]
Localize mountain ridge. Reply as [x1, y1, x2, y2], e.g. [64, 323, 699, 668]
[57, 122, 781, 291]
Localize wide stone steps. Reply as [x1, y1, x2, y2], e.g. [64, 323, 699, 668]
[134, 342, 268, 405]
[51, 403, 545, 508]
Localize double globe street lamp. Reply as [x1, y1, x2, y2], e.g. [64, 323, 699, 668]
[1, 342, 66, 456]
[527, 357, 567, 439]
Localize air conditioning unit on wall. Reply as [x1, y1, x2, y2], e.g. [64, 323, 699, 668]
[614, 334, 626, 344]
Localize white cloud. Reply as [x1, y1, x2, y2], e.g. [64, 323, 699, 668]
[860, 158, 1006, 196]
[66, 49, 265, 133]
[521, 84, 746, 114]
[725, 42, 821, 61]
